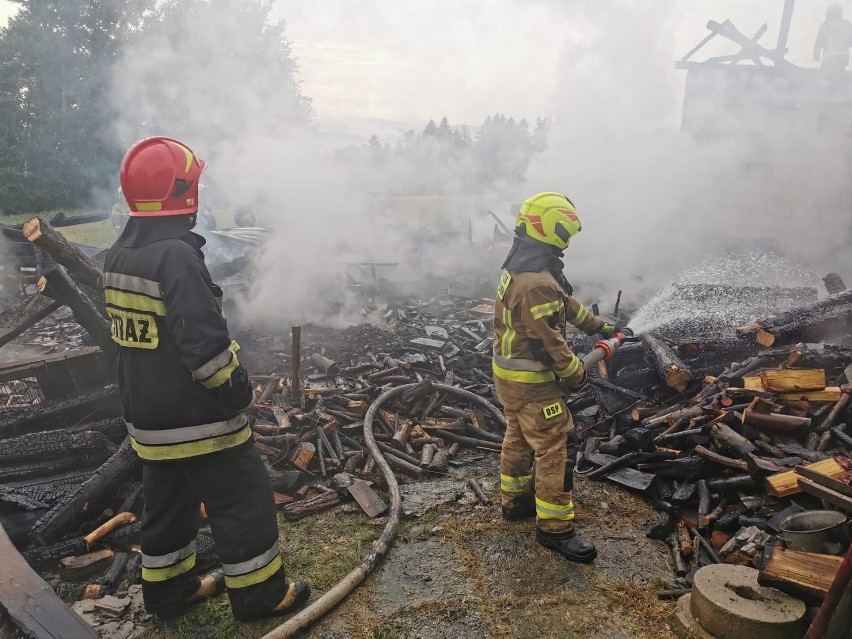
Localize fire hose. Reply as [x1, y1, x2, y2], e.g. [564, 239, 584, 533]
[580, 330, 638, 372]
[260, 383, 506, 639]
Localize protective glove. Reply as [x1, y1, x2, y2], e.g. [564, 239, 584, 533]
[599, 322, 617, 337]
[559, 366, 587, 394]
[225, 365, 256, 414]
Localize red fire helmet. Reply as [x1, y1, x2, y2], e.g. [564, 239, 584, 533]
[120, 137, 206, 217]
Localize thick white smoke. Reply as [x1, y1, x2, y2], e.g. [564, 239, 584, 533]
[108, 0, 852, 329]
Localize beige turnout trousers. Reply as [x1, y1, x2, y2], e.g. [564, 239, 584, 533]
[499, 395, 576, 534]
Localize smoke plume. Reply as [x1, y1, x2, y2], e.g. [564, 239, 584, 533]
[108, 0, 852, 329]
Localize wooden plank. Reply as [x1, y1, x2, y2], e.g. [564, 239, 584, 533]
[759, 369, 826, 393]
[759, 545, 842, 603]
[0, 522, 97, 638]
[796, 478, 852, 512]
[780, 387, 843, 402]
[795, 466, 852, 498]
[767, 458, 846, 497]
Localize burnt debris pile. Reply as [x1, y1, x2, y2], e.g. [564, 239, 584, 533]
[0, 216, 851, 637]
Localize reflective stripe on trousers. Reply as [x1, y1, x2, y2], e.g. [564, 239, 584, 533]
[500, 473, 533, 494]
[142, 539, 197, 583]
[535, 497, 575, 521]
[222, 541, 283, 589]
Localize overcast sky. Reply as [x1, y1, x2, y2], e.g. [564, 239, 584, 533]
[0, 0, 832, 127]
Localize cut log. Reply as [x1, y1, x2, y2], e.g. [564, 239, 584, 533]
[642, 334, 693, 392]
[310, 353, 339, 376]
[741, 409, 811, 433]
[22, 217, 103, 289]
[710, 422, 755, 458]
[750, 289, 852, 347]
[766, 457, 847, 497]
[59, 549, 114, 581]
[0, 521, 97, 638]
[31, 436, 140, 544]
[759, 546, 843, 603]
[0, 295, 62, 349]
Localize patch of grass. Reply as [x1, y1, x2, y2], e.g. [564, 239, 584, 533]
[59, 218, 118, 248]
[367, 620, 409, 639]
[174, 599, 239, 639]
[278, 510, 378, 591]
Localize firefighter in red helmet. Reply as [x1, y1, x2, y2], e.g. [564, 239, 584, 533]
[105, 137, 310, 621]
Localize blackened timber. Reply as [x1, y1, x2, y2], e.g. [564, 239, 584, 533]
[0, 430, 115, 463]
[584, 453, 656, 492]
[310, 353, 339, 375]
[0, 522, 98, 638]
[588, 377, 647, 401]
[643, 334, 693, 392]
[653, 427, 705, 446]
[710, 423, 755, 457]
[0, 458, 106, 484]
[38, 265, 113, 356]
[0, 295, 62, 348]
[22, 217, 103, 289]
[831, 425, 852, 449]
[0, 385, 120, 439]
[437, 429, 502, 451]
[586, 451, 644, 480]
[32, 436, 140, 544]
[745, 289, 852, 347]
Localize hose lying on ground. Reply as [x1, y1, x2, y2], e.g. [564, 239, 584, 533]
[260, 383, 505, 638]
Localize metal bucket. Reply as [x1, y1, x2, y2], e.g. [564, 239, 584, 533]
[779, 510, 851, 555]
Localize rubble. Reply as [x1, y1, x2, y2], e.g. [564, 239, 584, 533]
[0, 215, 850, 636]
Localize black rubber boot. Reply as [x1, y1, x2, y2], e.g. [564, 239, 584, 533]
[536, 529, 597, 563]
[502, 492, 535, 521]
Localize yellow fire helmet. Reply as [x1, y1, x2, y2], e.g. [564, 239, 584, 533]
[515, 192, 582, 250]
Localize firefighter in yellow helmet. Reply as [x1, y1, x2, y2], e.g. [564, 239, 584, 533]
[493, 192, 616, 563]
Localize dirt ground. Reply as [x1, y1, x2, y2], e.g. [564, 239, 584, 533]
[135, 453, 678, 639]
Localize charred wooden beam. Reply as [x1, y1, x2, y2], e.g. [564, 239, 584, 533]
[38, 265, 113, 356]
[31, 436, 140, 545]
[0, 294, 62, 349]
[0, 430, 115, 464]
[741, 290, 852, 347]
[0, 385, 120, 440]
[22, 217, 103, 289]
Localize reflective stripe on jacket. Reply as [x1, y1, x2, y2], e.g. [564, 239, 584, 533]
[492, 268, 602, 409]
[104, 229, 253, 461]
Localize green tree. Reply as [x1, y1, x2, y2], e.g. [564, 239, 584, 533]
[0, 1, 156, 212]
